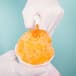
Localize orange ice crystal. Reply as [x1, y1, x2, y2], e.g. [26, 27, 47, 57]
[16, 24, 54, 65]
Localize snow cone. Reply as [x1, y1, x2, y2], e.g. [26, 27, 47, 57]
[15, 24, 54, 65]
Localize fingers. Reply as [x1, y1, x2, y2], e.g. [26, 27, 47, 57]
[38, 7, 58, 31]
[14, 60, 51, 76]
[38, 10, 50, 31]
[48, 7, 64, 36]
[22, 1, 64, 37]
[39, 6, 64, 36]
[14, 62, 47, 76]
[14, 63, 29, 75]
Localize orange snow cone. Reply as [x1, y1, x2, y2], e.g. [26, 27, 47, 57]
[16, 24, 54, 65]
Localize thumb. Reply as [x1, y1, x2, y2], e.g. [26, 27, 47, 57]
[22, 7, 35, 29]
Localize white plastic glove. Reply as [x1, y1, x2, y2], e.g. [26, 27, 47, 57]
[22, 0, 64, 36]
[0, 50, 60, 76]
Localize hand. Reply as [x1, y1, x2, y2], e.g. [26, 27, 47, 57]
[0, 50, 60, 76]
[22, 0, 64, 36]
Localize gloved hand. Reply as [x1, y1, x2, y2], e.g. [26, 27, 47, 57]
[0, 50, 60, 76]
[22, 0, 64, 36]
